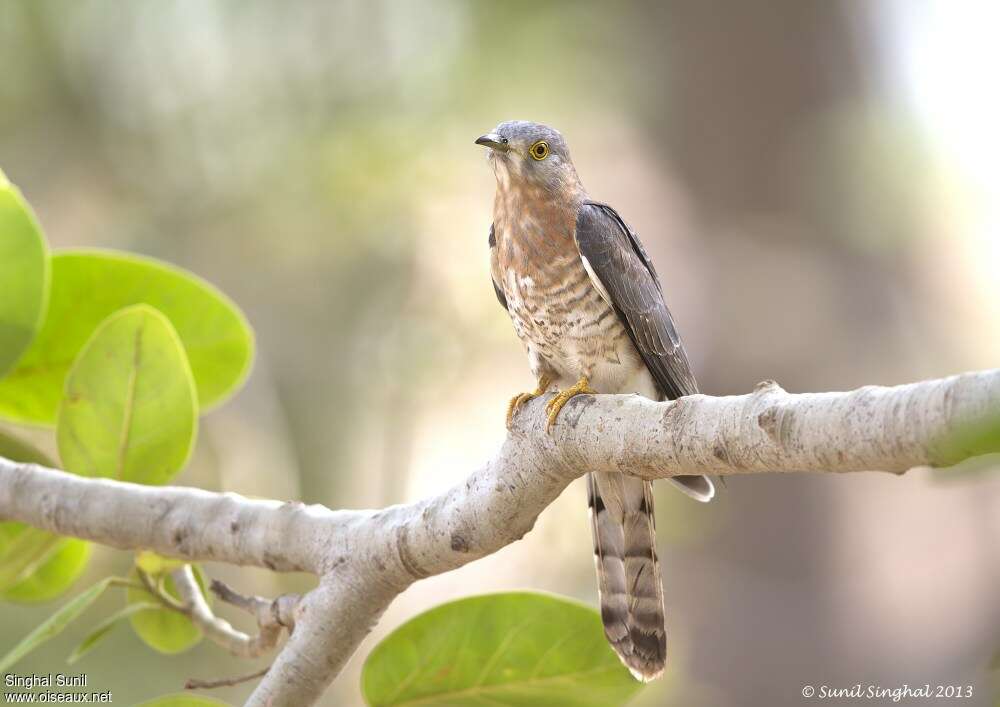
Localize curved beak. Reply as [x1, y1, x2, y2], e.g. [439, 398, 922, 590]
[475, 133, 509, 152]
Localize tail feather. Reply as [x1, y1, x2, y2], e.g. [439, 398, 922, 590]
[588, 471, 666, 681]
[667, 474, 716, 502]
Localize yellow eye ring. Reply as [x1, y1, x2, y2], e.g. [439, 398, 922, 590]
[529, 140, 549, 160]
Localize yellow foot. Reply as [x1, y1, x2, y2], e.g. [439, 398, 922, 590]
[506, 375, 553, 430]
[545, 376, 597, 433]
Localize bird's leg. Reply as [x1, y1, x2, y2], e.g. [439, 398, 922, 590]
[544, 375, 597, 433]
[506, 374, 554, 429]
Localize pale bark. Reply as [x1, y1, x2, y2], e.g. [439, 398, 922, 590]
[1, 369, 997, 705]
[169, 567, 297, 659]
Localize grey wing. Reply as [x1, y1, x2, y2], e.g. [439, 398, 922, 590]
[488, 224, 508, 311]
[575, 201, 698, 400]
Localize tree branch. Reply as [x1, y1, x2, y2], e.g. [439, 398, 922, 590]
[170, 567, 296, 659]
[1, 369, 997, 706]
[0, 465, 362, 574]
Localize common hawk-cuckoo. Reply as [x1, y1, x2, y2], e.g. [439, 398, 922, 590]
[476, 120, 714, 681]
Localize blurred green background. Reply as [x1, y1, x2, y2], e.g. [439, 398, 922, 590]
[1, 1, 998, 705]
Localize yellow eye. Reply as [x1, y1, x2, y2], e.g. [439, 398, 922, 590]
[529, 140, 549, 160]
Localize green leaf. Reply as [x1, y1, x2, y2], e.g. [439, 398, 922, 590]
[135, 695, 231, 707]
[0, 528, 91, 604]
[1, 539, 91, 604]
[135, 550, 186, 577]
[0, 249, 253, 425]
[361, 592, 643, 707]
[931, 405, 1000, 475]
[126, 566, 206, 654]
[0, 431, 90, 603]
[0, 168, 50, 378]
[0, 576, 114, 672]
[67, 601, 160, 664]
[0, 523, 62, 591]
[0, 427, 56, 466]
[56, 305, 198, 485]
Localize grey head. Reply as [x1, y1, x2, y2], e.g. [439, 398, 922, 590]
[475, 121, 582, 194]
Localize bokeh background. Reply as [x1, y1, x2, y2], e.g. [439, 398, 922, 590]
[1, 1, 998, 705]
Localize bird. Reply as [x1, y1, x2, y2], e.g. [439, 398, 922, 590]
[476, 120, 715, 682]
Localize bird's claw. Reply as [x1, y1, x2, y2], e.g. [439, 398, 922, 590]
[506, 375, 554, 430]
[545, 376, 597, 433]
[506, 391, 537, 429]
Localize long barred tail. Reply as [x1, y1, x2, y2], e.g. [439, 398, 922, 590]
[587, 471, 666, 681]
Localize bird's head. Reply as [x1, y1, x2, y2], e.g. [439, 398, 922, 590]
[476, 121, 582, 196]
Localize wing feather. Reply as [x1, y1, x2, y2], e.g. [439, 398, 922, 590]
[574, 201, 697, 400]
[576, 202, 716, 500]
[488, 224, 508, 311]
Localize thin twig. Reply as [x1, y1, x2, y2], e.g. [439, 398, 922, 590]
[185, 665, 269, 690]
[172, 567, 293, 658]
[211, 579, 298, 630]
[137, 568, 187, 613]
[211, 579, 268, 615]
